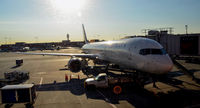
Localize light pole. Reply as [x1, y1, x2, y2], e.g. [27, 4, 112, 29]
[185, 25, 188, 36]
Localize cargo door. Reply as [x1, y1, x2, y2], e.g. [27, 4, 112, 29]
[17, 89, 30, 102]
[1, 90, 17, 103]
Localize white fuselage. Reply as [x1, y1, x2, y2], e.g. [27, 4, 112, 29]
[82, 37, 173, 74]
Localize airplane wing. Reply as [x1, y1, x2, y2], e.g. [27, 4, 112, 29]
[16, 52, 99, 59]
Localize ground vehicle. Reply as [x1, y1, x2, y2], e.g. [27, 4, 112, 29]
[84, 73, 134, 94]
[0, 71, 29, 86]
[4, 70, 29, 81]
[0, 84, 36, 107]
[16, 59, 23, 66]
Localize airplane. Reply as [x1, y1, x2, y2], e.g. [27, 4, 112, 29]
[18, 24, 173, 86]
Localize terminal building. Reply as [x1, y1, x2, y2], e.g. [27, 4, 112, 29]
[148, 32, 200, 56]
[0, 41, 84, 52]
[0, 34, 84, 52]
[125, 31, 200, 56]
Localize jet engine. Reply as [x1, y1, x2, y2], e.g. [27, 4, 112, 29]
[68, 58, 82, 73]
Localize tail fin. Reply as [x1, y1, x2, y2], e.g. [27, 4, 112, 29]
[82, 24, 89, 44]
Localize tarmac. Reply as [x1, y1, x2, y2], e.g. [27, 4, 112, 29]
[0, 47, 200, 108]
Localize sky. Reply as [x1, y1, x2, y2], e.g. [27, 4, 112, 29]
[0, 0, 200, 45]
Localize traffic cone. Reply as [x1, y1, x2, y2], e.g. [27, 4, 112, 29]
[65, 74, 68, 82]
[70, 75, 72, 80]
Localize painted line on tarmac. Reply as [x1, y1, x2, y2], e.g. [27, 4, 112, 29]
[97, 90, 117, 108]
[39, 77, 43, 88]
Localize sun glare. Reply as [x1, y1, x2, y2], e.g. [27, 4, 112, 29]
[49, 0, 85, 14]
[46, 0, 88, 23]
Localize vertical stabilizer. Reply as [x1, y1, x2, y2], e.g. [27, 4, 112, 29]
[82, 24, 89, 44]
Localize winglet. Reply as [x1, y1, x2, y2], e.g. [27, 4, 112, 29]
[82, 24, 89, 44]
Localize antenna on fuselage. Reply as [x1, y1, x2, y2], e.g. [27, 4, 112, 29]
[82, 24, 89, 44]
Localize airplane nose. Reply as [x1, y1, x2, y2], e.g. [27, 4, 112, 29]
[160, 56, 173, 73]
[145, 55, 174, 74]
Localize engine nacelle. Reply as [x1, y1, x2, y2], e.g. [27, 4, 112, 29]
[68, 58, 82, 73]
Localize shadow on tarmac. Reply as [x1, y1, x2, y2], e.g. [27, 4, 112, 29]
[167, 69, 200, 77]
[165, 69, 200, 85]
[10, 65, 21, 69]
[59, 68, 69, 71]
[34, 75, 200, 108]
[36, 79, 85, 96]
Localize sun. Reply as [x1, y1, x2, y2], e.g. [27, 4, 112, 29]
[49, 0, 86, 15]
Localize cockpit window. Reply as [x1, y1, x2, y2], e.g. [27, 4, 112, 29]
[139, 48, 167, 55]
[161, 48, 167, 54]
